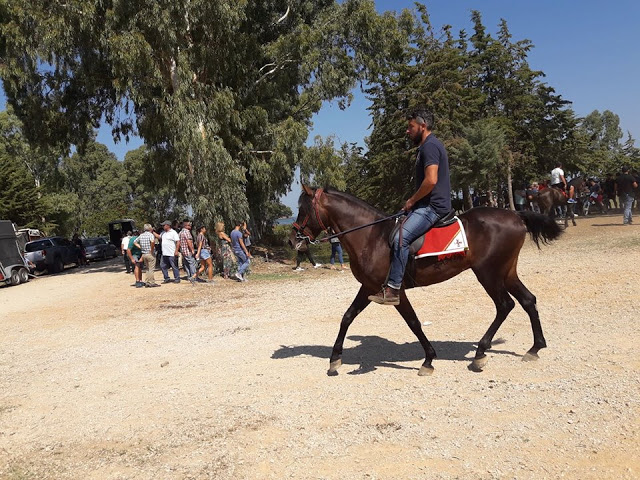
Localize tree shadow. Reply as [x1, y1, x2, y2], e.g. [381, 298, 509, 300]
[35, 257, 130, 277]
[271, 335, 520, 375]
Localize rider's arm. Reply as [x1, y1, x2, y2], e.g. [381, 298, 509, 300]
[560, 174, 567, 189]
[404, 165, 438, 211]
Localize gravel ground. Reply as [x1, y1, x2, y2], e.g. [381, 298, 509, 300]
[1, 214, 639, 479]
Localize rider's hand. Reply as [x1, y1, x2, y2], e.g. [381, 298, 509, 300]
[403, 198, 415, 212]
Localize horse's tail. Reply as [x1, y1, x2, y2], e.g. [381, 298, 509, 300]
[517, 210, 563, 248]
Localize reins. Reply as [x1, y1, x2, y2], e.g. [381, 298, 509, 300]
[316, 211, 406, 244]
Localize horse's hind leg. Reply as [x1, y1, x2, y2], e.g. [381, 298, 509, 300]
[328, 286, 371, 375]
[394, 290, 437, 376]
[506, 275, 547, 362]
[568, 203, 576, 226]
[471, 271, 516, 371]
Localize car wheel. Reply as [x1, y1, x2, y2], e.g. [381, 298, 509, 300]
[10, 270, 20, 286]
[18, 268, 29, 284]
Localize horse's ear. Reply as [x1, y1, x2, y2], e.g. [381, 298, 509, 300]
[301, 184, 314, 197]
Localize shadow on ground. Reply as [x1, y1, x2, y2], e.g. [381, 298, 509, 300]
[272, 335, 520, 375]
[34, 257, 128, 277]
[591, 223, 636, 227]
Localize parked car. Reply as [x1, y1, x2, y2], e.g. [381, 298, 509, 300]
[0, 220, 31, 287]
[24, 237, 79, 273]
[82, 237, 117, 261]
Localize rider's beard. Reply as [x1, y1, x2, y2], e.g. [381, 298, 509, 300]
[410, 132, 422, 145]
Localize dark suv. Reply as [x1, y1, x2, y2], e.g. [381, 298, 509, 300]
[24, 237, 80, 273]
[82, 237, 118, 261]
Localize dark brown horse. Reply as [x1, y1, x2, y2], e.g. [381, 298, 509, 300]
[536, 187, 576, 227]
[289, 185, 563, 376]
[535, 177, 587, 227]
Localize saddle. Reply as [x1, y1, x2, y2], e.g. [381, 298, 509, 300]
[389, 210, 468, 257]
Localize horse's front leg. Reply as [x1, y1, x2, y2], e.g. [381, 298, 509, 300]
[328, 286, 371, 375]
[395, 290, 437, 376]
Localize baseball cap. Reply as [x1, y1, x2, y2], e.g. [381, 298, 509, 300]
[161, 220, 171, 226]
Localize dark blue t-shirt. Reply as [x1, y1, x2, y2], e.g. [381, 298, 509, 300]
[414, 134, 451, 215]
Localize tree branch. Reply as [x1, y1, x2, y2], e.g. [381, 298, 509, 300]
[276, 6, 290, 24]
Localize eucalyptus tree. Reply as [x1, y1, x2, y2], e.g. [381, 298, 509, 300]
[1, 0, 409, 230]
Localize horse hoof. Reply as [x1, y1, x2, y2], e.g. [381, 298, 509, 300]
[418, 365, 434, 376]
[522, 352, 540, 362]
[469, 356, 488, 372]
[328, 359, 342, 374]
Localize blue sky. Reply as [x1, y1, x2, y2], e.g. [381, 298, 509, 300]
[2, 1, 639, 209]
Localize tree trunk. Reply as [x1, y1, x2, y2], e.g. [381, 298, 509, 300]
[506, 151, 515, 210]
[462, 185, 472, 210]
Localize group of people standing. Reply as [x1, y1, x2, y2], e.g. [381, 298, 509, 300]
[120, 219, 253, 288]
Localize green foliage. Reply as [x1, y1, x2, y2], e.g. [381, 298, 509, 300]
[354, 7, 585, 209]
[301, 135, 347, 190]
[0, 0, 634, 224]
[0, 0, 405, 233]
[448, 120, 506, 194]
[576, 110, 630, 176]
[268, 224, 296, 247]
[0, 108, 59, 230]
[0, 153, 46, 227]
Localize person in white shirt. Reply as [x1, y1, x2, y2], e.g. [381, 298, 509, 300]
[158, 220, 181, 283]
[550, 162, 576, 203]
[120, 231, 132, 273]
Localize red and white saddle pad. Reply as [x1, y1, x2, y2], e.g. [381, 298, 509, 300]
[414, 217, 468, 259]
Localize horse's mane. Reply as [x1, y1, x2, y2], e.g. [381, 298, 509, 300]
[298, 186, 387, 218]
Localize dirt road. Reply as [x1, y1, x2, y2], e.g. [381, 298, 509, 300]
[1, 215, 639, 479]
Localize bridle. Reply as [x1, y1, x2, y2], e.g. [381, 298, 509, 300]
[292, 188, 327, 248]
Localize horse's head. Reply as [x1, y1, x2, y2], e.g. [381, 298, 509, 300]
[288, 185, 329, 251]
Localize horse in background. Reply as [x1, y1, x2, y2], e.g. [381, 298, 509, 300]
[535, 177, 586, 227]
[536, 188, 575, 227]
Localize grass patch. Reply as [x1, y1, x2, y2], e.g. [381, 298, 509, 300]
[249, 272, 297, 281]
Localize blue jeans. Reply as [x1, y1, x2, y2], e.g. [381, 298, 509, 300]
[182, 255, 197, 278]
[622, 192, 634, 224]
[235, 250, 250, 275]
[388, 205, 441, 289]
[161, 255, 180, 280]
[330, 243, 343, 265]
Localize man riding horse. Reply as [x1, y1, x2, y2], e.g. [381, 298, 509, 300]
[550, 161, 576, 204]
[369, 109, 452, 306]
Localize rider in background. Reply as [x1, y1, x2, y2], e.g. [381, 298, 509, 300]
[550, 162, 576, 203]
[525, 182, 540, 212]
[369, 109, 451, 306]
